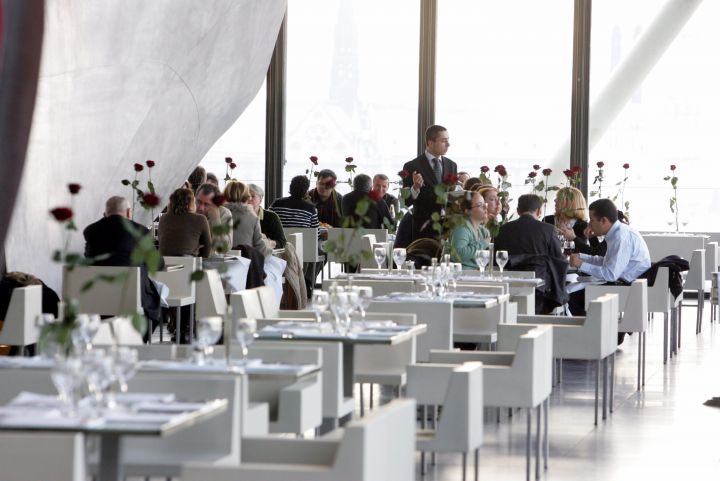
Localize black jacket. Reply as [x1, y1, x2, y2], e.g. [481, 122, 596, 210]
[341, 190, 393, 229]
[236, 244, 266, 289]
[640, 255, 689, 299]
[401, 154, 457, 229]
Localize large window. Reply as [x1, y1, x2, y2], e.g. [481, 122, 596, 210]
[589, 1, 720, 231]
[436, 1, 574, 207]
[284, 0, 420, 197]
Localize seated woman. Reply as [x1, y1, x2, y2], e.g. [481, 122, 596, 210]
[223, 181, 271, 258]
[473, 185, 502, 238]
[158, 188, 211, 258]
[247, 183, 286, 249]
[542, 186, 590, 253]
[450, 191, 490, 269]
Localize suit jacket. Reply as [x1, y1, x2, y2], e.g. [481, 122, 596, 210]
[495, 214, 563, 260]
[341, 190, 393, 229]
[402, 154, 457, 228]
[383, 193, 400, 217]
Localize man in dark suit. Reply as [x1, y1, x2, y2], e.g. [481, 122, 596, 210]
[342, 174, 393, 229]
[372, 173, 400, 222]
[83, 196, 163, 341]
[401, 125, 457, 237]
[494, 194, 567, 314]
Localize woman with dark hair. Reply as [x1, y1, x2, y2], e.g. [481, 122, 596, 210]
[187, 166, 207, 193]
[450, 191, 491, 269]
[223, 180, 270, 257]
[158, 188, 211, 257]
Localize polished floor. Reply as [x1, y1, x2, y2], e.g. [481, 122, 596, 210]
[416, 301, 720, 481]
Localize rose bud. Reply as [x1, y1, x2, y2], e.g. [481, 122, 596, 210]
[623, 163, 630, 169]
[310, 156, 319, 165]
[670, 164, 676, 171]
[596, 161, 605, 168]
[225, 157, 233, 164]
[528, 171, 537, 178]
[398, 169, 410, 178]
[68, 183, 81, 194]
[142, 192, 160, 207]
[542, 168, 552, 176]
[133, 163, 144, 172]
[533, 164, 541, 171]
[368, 190, 382, 201]
[480, 166, 490, 173]
[146, 160, 156, 168]
[229, 162, 237, 169]
[50, 207, 73, 221]
[345, 156, 354, 163]
[212, 194, 226, 207]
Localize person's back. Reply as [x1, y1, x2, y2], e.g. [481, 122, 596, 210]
[158, 211, 211, 257]
[225, 201, 271, 256]
[84, 215, 146, 266]
[342, 174, 392, 229]
[269, 175, 319, 229]
[495, 215, 560, 258]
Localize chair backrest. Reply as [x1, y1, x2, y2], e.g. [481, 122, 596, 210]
[583, 294, 619, 359]
[323, 278, 415, 297]
[0, 432, 86, 481]
[647, 266, 673, 313]
[705, 242, 718, 282]
[585, 279, 648, 333]
[63, 266, 142, 316]
[254, 285, 279, 317]
[354, 312, 418, 379]
[643, 234, 705, 262]
[230, 289, 263, 319]
[152, 256, 199, 301]
[92, 317, 143, 345]
[284, 228, 321, 263]
[286, 233, 303, 265]
[195, 269, 228, 318]
[368, 300, 452, 362]
[0, 285, 42, 346]
[684, 248, 706, 291]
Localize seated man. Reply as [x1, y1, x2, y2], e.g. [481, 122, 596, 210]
[494, 194, 567, 314]
[83, 196, 163, 341]
[343, 174, 393, 229]
[195, 183, 234, 255]
[372, 173, 400, 220]
[568, 198, 651, 316]
[308, 169, 343, 227]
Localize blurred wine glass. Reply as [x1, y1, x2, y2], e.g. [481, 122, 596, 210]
[193, 316, 223, 365]
[496, 250, 509, 275]
[234, 318, 257, 361]
[373, 245, 387, 270]
[310, 290, 329, 323]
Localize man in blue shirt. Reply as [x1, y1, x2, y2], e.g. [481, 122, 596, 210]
[568, 198, 651, 316]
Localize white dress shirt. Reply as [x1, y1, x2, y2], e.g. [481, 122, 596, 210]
[410, 150, 443, 199]
[579, 220, 651, 282]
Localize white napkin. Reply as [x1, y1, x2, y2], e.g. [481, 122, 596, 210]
[114, 392, 175, 404]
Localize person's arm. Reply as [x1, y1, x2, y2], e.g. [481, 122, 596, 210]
[401, 163, 419, 205]
[451, 225, 479, 267]
[198, 217, 212, 258]
[578, 232, 629, 281]
[269, 212, 287, 248]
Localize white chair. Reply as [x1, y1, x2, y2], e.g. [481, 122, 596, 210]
[151, 256, 199, 343]
[0, 432, 86, 481]
[92, 316, 144, 345]
[286, 232, 304, 265]
[711, 271, 719, 323]
[684, 248, 706, 334]
[181, 399, 417, 481]
[646, 266, 682, 363]
[195, 269, 228, 320]
[407, 362, 484, 481]
[284, 227, 325, 286]
[427, 325, 553, 481]
[63, 265, 142, 317]
[230, 289, 264, 319]
[586, 279, 648, 390]
[256, 285, 281, 317]
[0, 285, 42, 354]
[518, 294, 619, 425]
[705, 241, 718, 284]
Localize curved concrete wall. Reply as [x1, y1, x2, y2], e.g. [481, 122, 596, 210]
[5, 0, 286, 290]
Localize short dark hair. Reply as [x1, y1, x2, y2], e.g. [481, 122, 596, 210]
[589, 198, 618, 223]
[353, 174, 372, 192]
[196, 183, 221, 198]
[425, 124, 447, 143]
[517, 194, 543, 214]
[463, 177, 481, 191]
[373, 173, 389, 182]
[317, 169, 337, 180]
[188, 166, 206, 190]
[205, 172, 219, 186]
[289, 175, 310, 198]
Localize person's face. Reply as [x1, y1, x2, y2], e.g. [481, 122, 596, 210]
[483, 191, 500, 217]
[457, 173, 470, 186]
[248, 191, 262, 211]
[373, 177, 389, 196]
[195, 191, 216, 216]
[426, 130, 450, 157]
[468, 193, 488, 223]
[588, 211, 612, 236]
[315, 176, 335, 199]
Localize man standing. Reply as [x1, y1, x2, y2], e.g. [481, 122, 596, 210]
[308, 169, 343, 227]
[401, 125, 457, 236]
[372, 173, 400, 219]
[195, 183, 234, 255]
[494, 194, 567, 314]
[568, 198, 651, 315]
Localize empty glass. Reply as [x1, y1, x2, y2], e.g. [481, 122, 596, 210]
[450, 262, 462, 292]
[350, 286, 372, 329]
[51, 356, 83, 416]
[392, 248, 407, 271]
[373, 245, 387, 270]
[496, 250, 509, 275]
[310, 290, 329, 323]
[112, 347, 138, 393]
[72, 313, 101, 353]
[82, 349, 116, 412]
[475, 249, 491, 275]
[234, 318, 257, 361]
[193, 316, 223, 365]
[329, 290, 351, 335]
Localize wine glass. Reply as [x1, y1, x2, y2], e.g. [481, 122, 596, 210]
[496, 250, 509, 276]
[442, 254, 451, 266]
[393, 248, 407, 271]
[310, 290, 329, 323]
[475, 249, 490, 275]
[112, 347, 138, 393]
[72, 314, 101, 353]
[51, 356, 83, 416]
[450, 262, 462, 292]
[562, 239, 575, 259]
[82, 349, 116, 412]
[234, 318, 257, 361]
[193, 316, 223, 365]
[329, 291, 351, 335]
[420, 266, 432, 295]
[350, 286, 372, 329]
[373, 245, 387, 270]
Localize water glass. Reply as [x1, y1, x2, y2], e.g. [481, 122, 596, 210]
[234, 318, 257, 361]
[450, 262, 462, 292]
[51, 356, 83, 416]
[311, 290, 329, 323]
[82, 349, 116, 412]
[193, 316, 223, 365]
[373, 245, 387, 270]
[392, 248, 407, 271]
[112, 347, 138, 393]
[496, 250, 509, 275]
[475, 249, 490, 275]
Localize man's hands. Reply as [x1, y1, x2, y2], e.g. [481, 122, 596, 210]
[412, 171, 424, 191]
[569, 253, 583, 268]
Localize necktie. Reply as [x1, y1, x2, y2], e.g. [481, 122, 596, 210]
[432, 157, 442, 183]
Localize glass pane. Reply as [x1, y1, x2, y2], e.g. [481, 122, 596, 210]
[285, 0, 420, 197]
[589, 1, 720, 232]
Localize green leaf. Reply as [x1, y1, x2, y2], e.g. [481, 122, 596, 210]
[190, 270, 205, 282]
[663, 176, 670, 181]
[354, 198, 370, 216]
[431, 212, 440, 221]
[80, 280, 95, 293]
[121, 179, 131, 186]
[131, 180, 139, 188]
[147, 180, 156, 194]
[131, 313, 147, 336]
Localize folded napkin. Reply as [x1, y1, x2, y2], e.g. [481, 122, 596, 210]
[10, 391, 62, 408]
[134, 401, 206, 413]
[103, 411, 177, 424]
[114, 392, 175, 404]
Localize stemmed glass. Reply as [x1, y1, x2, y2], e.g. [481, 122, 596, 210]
[72, 314, 101, 353]
[374, 245, 387, 271]
[311, 291, 329, 323]
[562, 239, 575, 260]
[420, 266, 432, 296]
[450, 262, 462, 293]
[234, 318, 257, 362]
[329, 290, 348, 334]
[51, 356, 83, 416]
[112, 347, 138, 394]
[193, 316, 223, 365]
[82, 349, 116, 412]
[475, 249, 490, 276]
[350, 286, 372, 329]
[392, 248, 407, 272]
[496, 250, 509, 276]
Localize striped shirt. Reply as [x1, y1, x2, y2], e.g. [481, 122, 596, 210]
[269, 196, 320, 229]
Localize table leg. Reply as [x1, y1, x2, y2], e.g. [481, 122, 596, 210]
[342, 343, 355, 399]
[98, 433, 123, 481]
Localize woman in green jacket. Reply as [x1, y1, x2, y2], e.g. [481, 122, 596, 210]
[451, 191, 490, 269]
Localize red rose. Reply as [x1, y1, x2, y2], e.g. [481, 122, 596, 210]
[398, 169, 410, 178]
[533, 164, 541, 171]
[542, 168, 552, 176]
[563, 169, 574, 177]
[571, 165, 582, 174]
[368, 190, 382, 201]
[623, 163, 630, 169]
[596, 161, 604, 168]
[309, 156, 318, 165]
[345, 156, 354, 163]
[528, 171, 537, 179]
[133, 163, 144, 172]
[50, 207, 73, 221]
[229, 162, 237, 170]
[480, 166, 490, 173]
[494, 164, 505, 173]
[444, 174, 459, 185]
[670, 164, 676, 171]
[494, 165, 508, 177]
[225, 157, 233, 164]
[142, 192, 160, 207]
[325, 178, 337, 189]
[212, 194, 226, 207]
[146, 160, 155, 168]
[67, 183, 81, 194]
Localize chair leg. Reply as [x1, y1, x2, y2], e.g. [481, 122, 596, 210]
[462, 452, 467, 481]
[359, 383, 365, 417]
[176, 306, 182, 345]
[641, 332, 647, 386]
[637, 331, 642, 391]
[526, 409, 532, 481]
[558, 358, 563, 384]
[431, 405, 436, 466]
[602, 357, 608, 421]
[594, 360, 599, 426]
[474, 448, 479, 481]
[369, 384, 374, 410]
[420, 451, 426, 476]
[610, 352, 616, 413]
[663, 312, 668, 364]
[543, 398, 549, 470]
[697, 289, 704, 334]
[535, 404, 541, 480]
